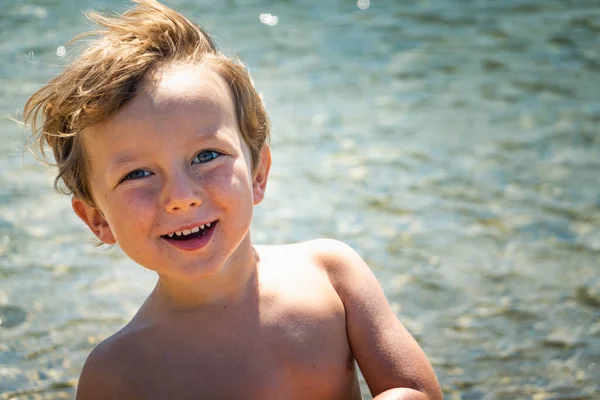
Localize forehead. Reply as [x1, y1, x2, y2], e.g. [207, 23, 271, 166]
[136, 62, 235, 117]
[80, 62, 244, 177]
[83, 62, 237, 143]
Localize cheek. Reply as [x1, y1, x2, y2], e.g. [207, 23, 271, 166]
[205, 161, 254, 198]
[106, 188, 158, 230]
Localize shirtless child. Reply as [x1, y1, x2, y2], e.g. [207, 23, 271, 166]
[23, 1, 442, 399]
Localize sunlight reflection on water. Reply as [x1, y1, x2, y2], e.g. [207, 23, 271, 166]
[1, 0, 599, 398]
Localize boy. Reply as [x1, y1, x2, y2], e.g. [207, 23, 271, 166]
[23, 1, 442, 399]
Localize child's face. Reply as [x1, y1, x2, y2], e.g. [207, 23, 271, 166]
[72, 63, 270, 282]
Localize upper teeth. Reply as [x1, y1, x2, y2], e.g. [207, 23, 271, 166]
[167, 222, 211, 238]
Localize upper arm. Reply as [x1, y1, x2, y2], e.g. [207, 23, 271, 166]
[312, 239, 442, 400]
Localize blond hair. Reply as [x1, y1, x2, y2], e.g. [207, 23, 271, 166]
[23, 0, 269, 206]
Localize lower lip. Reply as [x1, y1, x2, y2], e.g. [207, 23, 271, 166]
[162, 222, 216, 252]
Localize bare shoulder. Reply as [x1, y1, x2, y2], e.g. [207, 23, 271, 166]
[299, 238, 371, 298]
[255, 240, 350, 301]
[256, 239, 362, 290]
[257, 239, 368, 296]
[302, 237, 360, 262]
[296, 239, 443, 399]
[76, 325, 144, 400]
[261, 238, 363, 268]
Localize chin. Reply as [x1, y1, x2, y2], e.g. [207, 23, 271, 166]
[159, 261, 225, 283]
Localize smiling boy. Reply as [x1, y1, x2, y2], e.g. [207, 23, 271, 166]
[23, 1, 442, 399]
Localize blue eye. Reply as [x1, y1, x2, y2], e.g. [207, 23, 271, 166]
[122, 169, 151, 182]
[193, 150, 220, 164]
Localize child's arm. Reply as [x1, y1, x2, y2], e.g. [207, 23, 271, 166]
[314, 239, 443, 400]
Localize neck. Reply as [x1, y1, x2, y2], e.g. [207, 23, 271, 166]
[150, 237, 260, 311]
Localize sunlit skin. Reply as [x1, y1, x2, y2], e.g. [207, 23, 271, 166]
[75, 63, 262, 305]
[73, 63, 442, 400]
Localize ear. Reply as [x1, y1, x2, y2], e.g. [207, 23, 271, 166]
[72, 197, 117, 245]
[252, 145, 271, 205]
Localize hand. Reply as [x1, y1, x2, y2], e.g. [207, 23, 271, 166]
[373, 387, 437, 400]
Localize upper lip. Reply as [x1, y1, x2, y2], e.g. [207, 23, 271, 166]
[161, 220, 216, 237]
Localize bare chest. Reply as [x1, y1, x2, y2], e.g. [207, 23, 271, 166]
[124, 247, 362, 399]
[137, 344, 359, 399]
[129, 300, 360, 399]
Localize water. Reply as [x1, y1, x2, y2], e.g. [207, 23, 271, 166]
[1, 0, 599, 398]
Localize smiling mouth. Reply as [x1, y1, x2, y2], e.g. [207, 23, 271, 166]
[162, 221, 217, 241]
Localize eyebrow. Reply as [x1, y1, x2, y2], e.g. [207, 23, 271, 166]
[106, 127, 225, 172]
[105, 155, 141, 178]
[110, 156, 139, 169]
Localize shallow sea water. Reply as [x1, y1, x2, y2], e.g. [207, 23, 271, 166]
[1, 0, 599, 398]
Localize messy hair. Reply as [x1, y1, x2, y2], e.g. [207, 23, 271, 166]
[23, 0, 269, 206]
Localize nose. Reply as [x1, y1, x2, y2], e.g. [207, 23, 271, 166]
[162, 170, 202, 213]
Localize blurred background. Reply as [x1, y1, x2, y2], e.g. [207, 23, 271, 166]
[1, 0, 599, 398]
